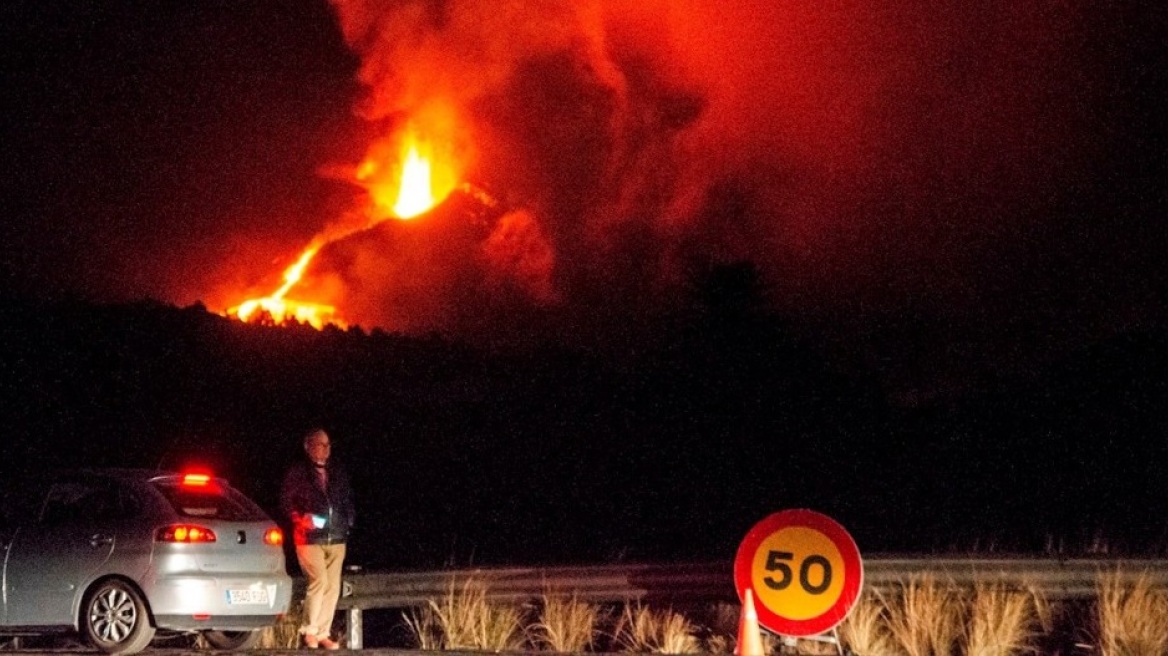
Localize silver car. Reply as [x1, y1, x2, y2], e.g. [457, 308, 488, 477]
[0, 468, 292, 653]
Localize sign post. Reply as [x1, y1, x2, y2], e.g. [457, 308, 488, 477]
[734, 509, 863, 638]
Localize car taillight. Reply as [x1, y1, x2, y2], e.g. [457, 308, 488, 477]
[157, 524, 217, 543]
[263, 527, 284, 546]
[182, 473, 211, 487]
[179, 471, 223, 494]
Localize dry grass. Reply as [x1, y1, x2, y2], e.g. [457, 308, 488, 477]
[703, 602, 739, 654]
[761, 631, 781, 656]
[189, 602, 302, 650]
[838, 590, 898, 656]
[403, 601, 444, 650]
[612, 602, 701, 654]
[387, 573, 1168, 656]
[259, 602, 304, 648]
[1096, 571, 1168, 656]
[795, 635, 846, 655]
[705, 633, 734, 654]
[840, 581, 1045, 656]
[702, 601, 778, 655]
[884, 575, 964, 656]
[404, 575, 527, 651]
[964, 581, 1042, 656]
[529, 591, 600, 652]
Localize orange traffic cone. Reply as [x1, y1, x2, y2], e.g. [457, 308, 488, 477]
[736, 588, 766, 656]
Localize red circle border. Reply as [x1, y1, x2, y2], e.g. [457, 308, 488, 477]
[733, 509, 863, 637]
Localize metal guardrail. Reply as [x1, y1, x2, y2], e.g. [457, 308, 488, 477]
[333, 557, 1168, 648]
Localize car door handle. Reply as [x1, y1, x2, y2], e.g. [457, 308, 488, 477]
[89, 534, 114, 548]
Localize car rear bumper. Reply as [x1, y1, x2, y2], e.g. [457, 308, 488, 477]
[144, 573, 293, 631]
[153, 613, 287, 631]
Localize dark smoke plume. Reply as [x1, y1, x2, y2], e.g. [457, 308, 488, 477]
[317, 0, 1106, 347]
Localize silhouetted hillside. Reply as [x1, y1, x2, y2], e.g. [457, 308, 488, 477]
[3, 295, 1166, 567]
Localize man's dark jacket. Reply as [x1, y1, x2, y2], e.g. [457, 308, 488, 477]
[280, 459, 355, 546]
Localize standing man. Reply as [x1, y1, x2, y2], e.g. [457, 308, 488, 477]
[281, 428, 355, 650]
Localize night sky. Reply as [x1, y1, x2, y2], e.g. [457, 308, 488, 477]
[1, 0, 1167, 566]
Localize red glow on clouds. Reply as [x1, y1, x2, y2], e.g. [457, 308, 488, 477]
[210, 0, 1094, 337]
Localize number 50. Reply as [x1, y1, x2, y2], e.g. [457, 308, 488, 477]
[763, 550, 833, 594]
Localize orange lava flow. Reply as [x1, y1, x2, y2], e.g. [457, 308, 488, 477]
[228, 245, 343, 329]
[224, 128, 457, 329]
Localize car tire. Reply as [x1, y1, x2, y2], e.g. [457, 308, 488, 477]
[202, 629, 263, 650]
[82, 579, 156, 654]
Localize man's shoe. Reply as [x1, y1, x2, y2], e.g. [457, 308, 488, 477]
[318, 636, 341, 650]
[303, 634, 320, 649]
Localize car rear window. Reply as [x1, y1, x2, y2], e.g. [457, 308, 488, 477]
[152, 479, 270, 522]
[41, 479, 143, 524]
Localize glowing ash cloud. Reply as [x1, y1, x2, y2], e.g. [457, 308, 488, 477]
[311, 0, 1093, 338]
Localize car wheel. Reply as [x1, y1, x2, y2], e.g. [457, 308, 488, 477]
[202, 629, 263, 650]
[82, 579, 156, 654]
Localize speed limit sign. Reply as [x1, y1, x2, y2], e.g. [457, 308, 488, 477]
[734, 509, 863, 637]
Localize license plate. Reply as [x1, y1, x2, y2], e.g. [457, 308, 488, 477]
[226, 588, 270, 605]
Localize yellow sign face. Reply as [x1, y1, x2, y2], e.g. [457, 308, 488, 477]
[750, 526, 845, 620]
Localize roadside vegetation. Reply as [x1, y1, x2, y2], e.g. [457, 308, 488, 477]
[837, 577, 1048, 656]
[266, 571, 1168, 655]
[1094, 571, 1168, 656]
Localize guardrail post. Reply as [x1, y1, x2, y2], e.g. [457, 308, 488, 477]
[346, 606, 363, 649]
